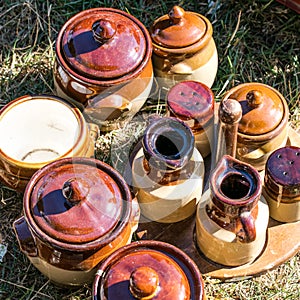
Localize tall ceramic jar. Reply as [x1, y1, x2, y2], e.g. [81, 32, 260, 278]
[221, 83, 289, 171]
[92, 240, 206, 300]
[263, 146, 300, 222]
[150, 6, 218, 89]
[54, 8, 153, 130]
[132, 117, 205, 223]
[0, 95, 98, 192]
[196, 155, 269, 266]
[167, 80, 215, 158]
[13, 157, 140, 286]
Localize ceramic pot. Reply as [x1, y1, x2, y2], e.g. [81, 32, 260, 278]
[220, 83, 289, 170]
[150, 6, 218, 89]
[54, 7, 153, 131]
[263, 146, 300, 222]
[196, 155, 269, 266]
[132, 116, 205, 223]
[0, 95, 98, 192]
[13, 157, 140, 286]
[92, 240, 206, 300]
[167, 80, 214, 158]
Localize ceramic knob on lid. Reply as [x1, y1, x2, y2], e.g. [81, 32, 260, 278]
[92, 240, 206, 299]
[263, 146, 300, 222]
[167, 80, 215, 157]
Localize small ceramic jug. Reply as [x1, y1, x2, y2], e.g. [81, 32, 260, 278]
[13, 157, 139, 286]
[167, 80, 215, 158]
[263, 146, 300, 222]
[220, 83, 289, 171]
[150, 6, 218, 89]
[93, 240, 206, 300]
[54, 7, 153, 130]
[132, 117, 205, 223]
[196, 155, 269, 266]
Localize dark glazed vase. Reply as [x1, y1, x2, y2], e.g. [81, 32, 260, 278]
[263, 146, 300, 222]
[132, 116, 205, 223]
[196, 155, 269, 266]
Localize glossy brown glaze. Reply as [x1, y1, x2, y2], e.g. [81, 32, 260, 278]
[209, 155, 262, 243]
[93, 240, 206, 299]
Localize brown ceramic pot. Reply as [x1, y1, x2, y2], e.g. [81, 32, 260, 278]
[13, 157, 140, 286]
[92, 240, 206, 299]
[0, 95, 98, 192]
[263, 146, 300, 222]
[54, 7, 153, 130]
[167, 80, 215, 158]
[150, 6, 218, 88]
[221, 83, 289, 170]
[196, 155, 269, 266]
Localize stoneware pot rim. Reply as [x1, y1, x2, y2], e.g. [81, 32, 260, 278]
[23, 157, 132, 252]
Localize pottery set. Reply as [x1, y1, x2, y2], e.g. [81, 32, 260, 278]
[0, 95, 98, 191]
[54, 7, 153, 131]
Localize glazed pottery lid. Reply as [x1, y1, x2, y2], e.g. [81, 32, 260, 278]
[150, 6, 211, 48]
[58, 8, 148, 80]
[226, 83, 287, 135]
[167, 80, 214, 126]
[265, 146, 300, 197]
[28, 158, 124, 244]
[93, 240, 205, 299]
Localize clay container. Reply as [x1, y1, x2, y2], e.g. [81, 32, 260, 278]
[263, 146, 300, 222]
[13, 157, 140, 286]
[54, 8, 153, 130]
[220, 83, 289, 170]
[196, 155, 269, 266]
[150, 6, 218, 88]
[167, 80, 214, 158]
[132, 116, 205, 223]
[0, 95, 98, 192]
[92, 240, 206, 300]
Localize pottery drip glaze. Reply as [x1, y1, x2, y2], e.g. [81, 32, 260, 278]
[167, 80, 215, 158]
[132, 117, 205, 223]
[54, 7, 153, 130]
[92, 240, 206, 299]
[0, 95, 97, 192]
[221, 83, 289, 171]
[263, 146, 300, 222]
[196, 155, 269, 266]
[150, 6, 218, 88]
[13, 157, 140, 286]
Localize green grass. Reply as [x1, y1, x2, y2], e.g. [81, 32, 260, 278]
[0, 0, 299, 299]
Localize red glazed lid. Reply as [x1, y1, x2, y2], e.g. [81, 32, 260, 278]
[150, 6, 212, 49]
[167, 80, 214, 128]
[57, 8, 150, 81]
[224, 83, 288, 135]
[93, 240, 205, 299]
[28, 158, 125, 244]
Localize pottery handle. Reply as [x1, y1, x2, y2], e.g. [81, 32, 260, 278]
[169, 6, 185, 24]
[62, 178, 90, 205]
[88, 122, 99, 142]
[238, 211, 256, 243]
[13, 216, 37, 257]
[92, 19, 116, 43]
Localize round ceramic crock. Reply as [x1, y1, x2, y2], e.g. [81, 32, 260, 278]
[196, 155, 269, 266]
[54, 7, 153, 130]
[167, 80, 215, 158]
[263, 146, 300, 222]
[150, 6, 218, 89]
[132, 116, 205, 223]
[221, 82, 289, 171]
[92, 240, 206, 300]
[13, 157, 140, 286]
[0, 95, 98, 192]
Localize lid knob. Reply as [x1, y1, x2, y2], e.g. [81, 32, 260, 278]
[92, 19, 116, 43]
[246, 90, 263, 108]
[129, 266, 159, 299]
[62, 178, 90, 205]
[169, 6, 185, 24]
